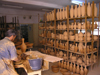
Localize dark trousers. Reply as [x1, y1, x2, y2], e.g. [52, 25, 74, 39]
[15, 68, 27, 75]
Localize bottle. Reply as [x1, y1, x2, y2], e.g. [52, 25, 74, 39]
[70, 62, 73, 72]
[73, 62, 76, 73]
[78, 4, 81, 17]
[21, 38, 27, 53]
[63, 7, 65, 19]
[80, 65, 84, 75]
[87, 2, 91, 16]
[70, 5, 74, 18]
[82, 2, 85, 17]
[76, 65, 80, 74]
[75, 5, 78, 18]
[84, 65, 88, 75]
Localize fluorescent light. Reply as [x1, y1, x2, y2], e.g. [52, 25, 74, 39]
[3, 0, 63, 8]
[2, 4, 23, 8]
[71, 0, 83, 5]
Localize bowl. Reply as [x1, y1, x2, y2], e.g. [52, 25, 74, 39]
[52, 67, 59, 73]
[60, 68, 68, 74]
[62, 72, 71, 75]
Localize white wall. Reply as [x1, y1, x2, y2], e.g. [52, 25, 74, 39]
[0, 7, 45, 23]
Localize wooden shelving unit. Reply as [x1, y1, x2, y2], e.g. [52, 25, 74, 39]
[38, 1, 100, 70]
[0, 16, 19, 39]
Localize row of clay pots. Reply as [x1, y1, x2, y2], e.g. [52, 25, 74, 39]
[47, 11, 54, 21]
[47, 2, 97, 21]
[69, 21, 97, 29]
[57, 22, 67, 29]
[58, 61, 88, 75]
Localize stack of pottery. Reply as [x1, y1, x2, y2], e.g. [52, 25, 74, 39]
[63, 31, 68, 40]
[50, 49, 55, 56]
[84, 32, 91, 41]
[74, 43, 78, 52]
[75, 34, 79, 41]
[78, 42, 84, 53]
[81, 22, 85, 29]
[70, 44, 75, 51]
[51, 65, 59, 73]
[65, 42, 68, 50]
[63, 54, 68, 60]
[94, 21, 97, 29]
[71, 56, 76, 62]
[78, 32, 83, 41]
[87, 21, 90, 29]
[63, 22, 67, 30]
[50, 40, 54, 46]
[77, 58, 82, 64]
[69, 35, 75, 41]
[69, 23, 74, 29]
[59, 51, 63, 58]
[78, 22, 82, 29]
[73, 22, 77, 29]
[51, 33, 55, 38]
[47, 31, 51, 38]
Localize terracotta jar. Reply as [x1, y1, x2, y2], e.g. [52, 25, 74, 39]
[70, 5, 74, 18]
[80, 65, 84, 75]
[76, 65, 80, 74]
[67, 61, 69, 70]
[65, 7, 68, 19]
[21, 38, 27, 53]
[61, 61, 64, 68]
[84, 65, 88, 75]
[82, 2, 85, 17]
[74, 43, 78, 52]
[64, 62, 67, 69]
[75, 5, 78, 18]
[78, 4, 81, 17]
[58, 61, 61, 67]
[63, 7, 65, 19]
[73, 63, 76, 73]
[94, 3, 97, 17]
[87, 2, 91, 16]
[70, 62, 73, 72]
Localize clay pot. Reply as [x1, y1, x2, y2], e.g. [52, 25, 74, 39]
[51, 65, 59, 73]
[62, 72, 71, 75]
[26, 43, 33, 47]
[60, 68, 68, 74]
[76, 65, 80, 74]
[21, 38, 27, 53]
[70, 62, 73, 72]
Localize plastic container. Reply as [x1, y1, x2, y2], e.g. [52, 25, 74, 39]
[28, 58, 42, 70]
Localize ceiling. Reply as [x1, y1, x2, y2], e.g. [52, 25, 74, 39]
[0, 0, 100, 11]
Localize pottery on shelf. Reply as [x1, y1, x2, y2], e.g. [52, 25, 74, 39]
[75, 5, 78, 18]
[60, 68, 68, 74]
[74, 43, 78, 52]
[82, 2, 85, 17]
[70, 5, 74, 18]
[70, 62, 73, 72]
[21, 38, 27, 53]
[87, 2, 91, 16]
[78, 4, 81, 17]
[65, 7, 68, 19]
[51, 65, 59, 73]
[73, 63, 76, 73]
[78, 22, 81, 29]
[64, 62, 67, 69]
[94, 3, 97, 17]
[67, 61, 69, 70]
[76, 65, 80, 74]
[84, 65, 88, 75]
[63, 7, 65, 19]
[80, 65, 84, 75]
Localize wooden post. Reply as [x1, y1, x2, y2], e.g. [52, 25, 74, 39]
[85, 0, 87, 65]
[54, 9, 57, 55]
[67, 5, 69, 60]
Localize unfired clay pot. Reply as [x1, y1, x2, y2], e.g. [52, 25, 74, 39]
[21, 38, 27, 53]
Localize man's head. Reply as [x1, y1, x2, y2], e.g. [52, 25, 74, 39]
[5, 29, 17, 41]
